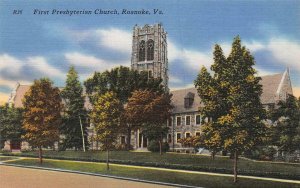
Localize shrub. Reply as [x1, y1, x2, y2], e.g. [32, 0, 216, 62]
[115, 143, 127, 151]
[147, 140, 169, 152]
[244, 146, 277, 161]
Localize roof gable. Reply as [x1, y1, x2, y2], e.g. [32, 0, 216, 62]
[170, 72, 288, 113]
[11, 85, 92, 110]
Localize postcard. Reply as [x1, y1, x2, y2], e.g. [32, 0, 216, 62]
[0, 1, 299, 188]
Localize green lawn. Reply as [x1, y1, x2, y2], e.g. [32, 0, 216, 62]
[2, 150, 299, 180]
[0, 156, 17, 161]
[5, 158, 300, 188]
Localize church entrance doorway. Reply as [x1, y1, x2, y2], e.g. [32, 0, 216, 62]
[138, 133, 148, 148]
[10, 140, 21, 150]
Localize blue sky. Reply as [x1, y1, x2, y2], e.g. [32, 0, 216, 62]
[0, 0, 300, 103]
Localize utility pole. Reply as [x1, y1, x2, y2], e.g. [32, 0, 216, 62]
[79, 116, 86, 152]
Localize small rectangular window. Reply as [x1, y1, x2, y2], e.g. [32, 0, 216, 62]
[196, 115, 201, 125]
[186, 116, 191, 125]
[196, 132, 201, 137]
[176, 133, 181, 143]
[176, 116, 181, 126]
[185, 132, 191, 138]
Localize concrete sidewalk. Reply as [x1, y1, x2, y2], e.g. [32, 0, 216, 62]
[0, 165, 175, 188]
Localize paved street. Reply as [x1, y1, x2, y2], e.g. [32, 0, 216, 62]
[0, 165, 173, 188]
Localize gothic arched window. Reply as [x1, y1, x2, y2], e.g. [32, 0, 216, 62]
[139, 40, 145, 61]
[147, 39, 154, 61]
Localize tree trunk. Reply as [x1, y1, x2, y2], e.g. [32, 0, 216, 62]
[211, 151, 215, 160]
[106, 148, 109, 171]
[159, 140, 162, 155]
[233, 151, 238, 183]
[127, 127, 131, 150]
[38, 146, 43, 164]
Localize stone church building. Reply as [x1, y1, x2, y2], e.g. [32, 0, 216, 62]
[4, 23, 294, 152]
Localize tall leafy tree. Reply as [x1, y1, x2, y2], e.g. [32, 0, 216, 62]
[268, 95, 300, 155]
[143, 91, 173, 154]
[195, 37, 265, 182]
[84, 66, 163, 105]
[125, 90, 173, 154]
[223, 37, 265, 182]
[61, 66, 88, 150]
[90, 91, 122, 170]
[195, 66, 223, 159]
[124, 90, 154, 150]
[0, 104, 23, 149]
[22, 78, 62, 164]
[84, 66, 163, 150]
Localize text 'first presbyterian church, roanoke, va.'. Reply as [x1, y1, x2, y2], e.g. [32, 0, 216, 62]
[5, 23, 293, 152]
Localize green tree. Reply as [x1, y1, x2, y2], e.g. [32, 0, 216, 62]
[85, 66, 163, 150]
[0, 104, 23, 149]
[195, 66, 223, 159]
[22, 78, 62, 164]
[90, 91, 122, 170]
[268, 95, 300, 156]
[84, 66, 163, 104]
[195, 37, 265, 182]
[125, 90, 172, 154]
[195, 44, 231, 159]
[60, 66, 88, 151]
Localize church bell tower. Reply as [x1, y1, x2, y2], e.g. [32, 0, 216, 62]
[131, 23, 168, 90]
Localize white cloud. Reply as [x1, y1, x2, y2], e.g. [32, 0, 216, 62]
[170, 83, 195, 91]
[169, 74, 183, 84]
[27, 56, 65, 79]
[168, 40, 212, 70]
[267, 38, 300, 72]
[0, 77, 20, 89]
[0, 54, 23, 75]
[0, 54, 64, 91]
[218, 42, 231, 57]
[244, 41, 265, 52]
[62, 27, 132, 54]
[219, 41, 264, 56]
[254, 67, 276, 77]
[64, 52, 130, 72]
[219, 38, 300, 77]
[95, 29, 132, 54]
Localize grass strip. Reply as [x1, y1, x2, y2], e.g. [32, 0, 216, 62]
[4, 158, 300, 188]
[0, 156, 17, 161]
[1, 150, 299, 180]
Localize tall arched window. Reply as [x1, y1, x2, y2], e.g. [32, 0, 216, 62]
[147, 39, 154, 61]
[139, 40, 145, 61]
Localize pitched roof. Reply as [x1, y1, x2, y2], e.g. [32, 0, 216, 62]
[9, 72, 289, 113]
[171, 87, 202, 114]
[170, 73, 286, 113]
[12, 85, 92, 110]
[14, 85, 30, 108]
[259, 73, 283, 104]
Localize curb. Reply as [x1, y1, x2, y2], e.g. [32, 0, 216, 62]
[0, 163, 203, 188]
